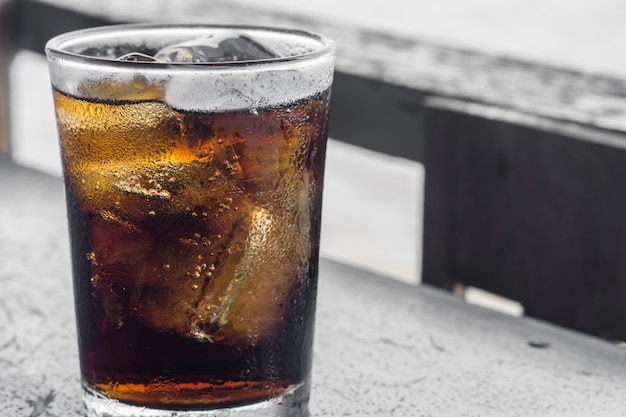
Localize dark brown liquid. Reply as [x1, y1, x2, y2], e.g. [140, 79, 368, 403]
[54, 88, 330, 409]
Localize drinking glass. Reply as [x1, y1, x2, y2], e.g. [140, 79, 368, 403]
[46, 23, 334, 417]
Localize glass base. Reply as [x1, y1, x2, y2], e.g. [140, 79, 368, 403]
[82, 382, 310, 417]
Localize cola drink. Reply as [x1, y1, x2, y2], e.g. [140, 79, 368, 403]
[46, 25, 334, 417]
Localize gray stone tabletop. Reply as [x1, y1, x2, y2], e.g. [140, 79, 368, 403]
[2, 162, 626, 416]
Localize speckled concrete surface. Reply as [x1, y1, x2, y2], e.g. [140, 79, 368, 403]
[2, 164, 625, 416]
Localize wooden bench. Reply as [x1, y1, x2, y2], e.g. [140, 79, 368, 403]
[2, 0, 626, 340]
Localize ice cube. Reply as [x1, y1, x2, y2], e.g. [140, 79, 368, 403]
[199, 207, 274, 331]
[120, 170, 314, 345]
[153, 31, 279, 63]
[127, 197, 260, 342]
[70, 77, 165, 105]
[194, 171, 314, 345]
[117, 52, 159, 62]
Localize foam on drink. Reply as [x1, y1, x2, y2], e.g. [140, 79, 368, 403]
[47, 27, 334, 112]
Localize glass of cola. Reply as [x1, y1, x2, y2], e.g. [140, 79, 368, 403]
[45, 24, 334, 417]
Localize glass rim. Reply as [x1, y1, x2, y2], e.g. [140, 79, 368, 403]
[45, 23, 335, 69]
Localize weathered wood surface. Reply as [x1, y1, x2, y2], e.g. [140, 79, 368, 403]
[2, 162, 626, 416]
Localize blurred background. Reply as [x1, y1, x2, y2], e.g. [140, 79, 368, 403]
[234, 0, 626, 77]
[3, 0, 626, 290]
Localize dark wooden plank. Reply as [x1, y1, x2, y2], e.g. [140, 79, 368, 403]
[2, 163, 626, 416]
[328, 73, 424, 161]
[0, 0, 18, 154]
[422, 97, 626, 341]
